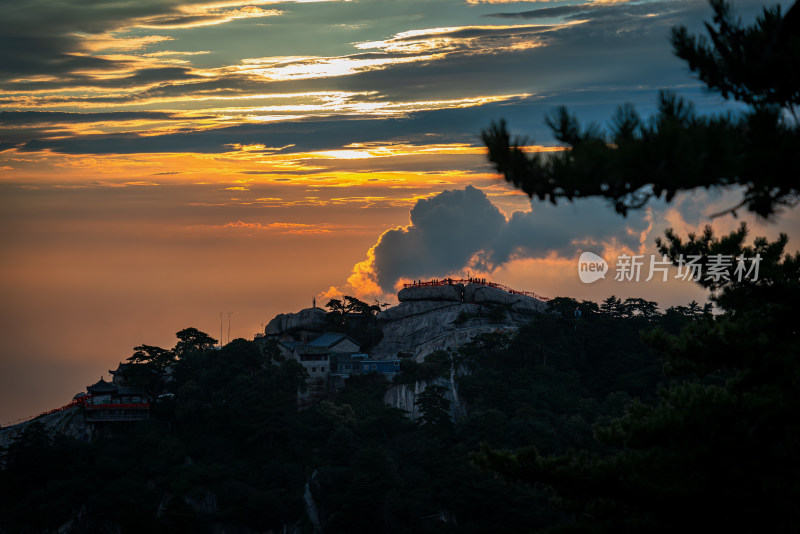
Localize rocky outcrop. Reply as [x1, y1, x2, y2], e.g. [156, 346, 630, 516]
[464, 283, 542, 308]
[374, 290, 544, 361]
[377, 284, 546, 418]
[377, 299, 459, 322]
[265, 307, 326, 335]
[407, 323, 519, 361]
[262, 286, 545, 354]
[0, 406, 90, 448]
[397, 282, 547, 310]
[398, 283, 463, 302]
[384, 371, 467, 422]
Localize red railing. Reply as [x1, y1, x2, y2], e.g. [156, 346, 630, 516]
[403, 278, 550, 301]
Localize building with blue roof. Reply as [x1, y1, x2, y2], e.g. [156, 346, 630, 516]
[306, 332, 361, 354]
[333, 353, 400, 379]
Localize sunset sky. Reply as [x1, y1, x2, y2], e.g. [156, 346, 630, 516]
[1, 0, 797, 424]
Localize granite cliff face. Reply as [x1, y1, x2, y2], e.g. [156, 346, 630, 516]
[0, 406, 90, 448]
[396, 283, 463, 303]
[374, 283, 545, 361]
[262, 283, 546, 362]
[259, 282, 546, 420]
[375, 283, 546, 420]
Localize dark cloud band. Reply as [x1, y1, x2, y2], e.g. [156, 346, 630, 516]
[364, 185, 650, 292]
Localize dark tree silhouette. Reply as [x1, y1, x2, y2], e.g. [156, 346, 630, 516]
[477, 2, 800, 531]
[482, 0, 800, 219]
[325, 296, 380, 316]
[479, 226, 800, 532]
[672, 0, 800, 110]
[127, 344, 174, 370]
[173, 327, 217, 357]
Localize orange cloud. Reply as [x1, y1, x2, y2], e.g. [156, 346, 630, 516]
[355, 24, 549, 55]
[81, 34, 175, 53]
[317, 285, 345, 302]
[638, 207, 654, 254]
[133, 5, 283, 30]
[346, 245, 385, 299]
[187, 221, 347, 235]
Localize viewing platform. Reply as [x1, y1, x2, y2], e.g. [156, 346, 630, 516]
[403, 277, 549, 302]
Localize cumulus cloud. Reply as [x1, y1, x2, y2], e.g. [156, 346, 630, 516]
[347, 185, 652, 295]
[371, 186, 506, 287]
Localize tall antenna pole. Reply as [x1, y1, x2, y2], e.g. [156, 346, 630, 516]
[219, 312, 223, 348]
[227, 311, 233, 344]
